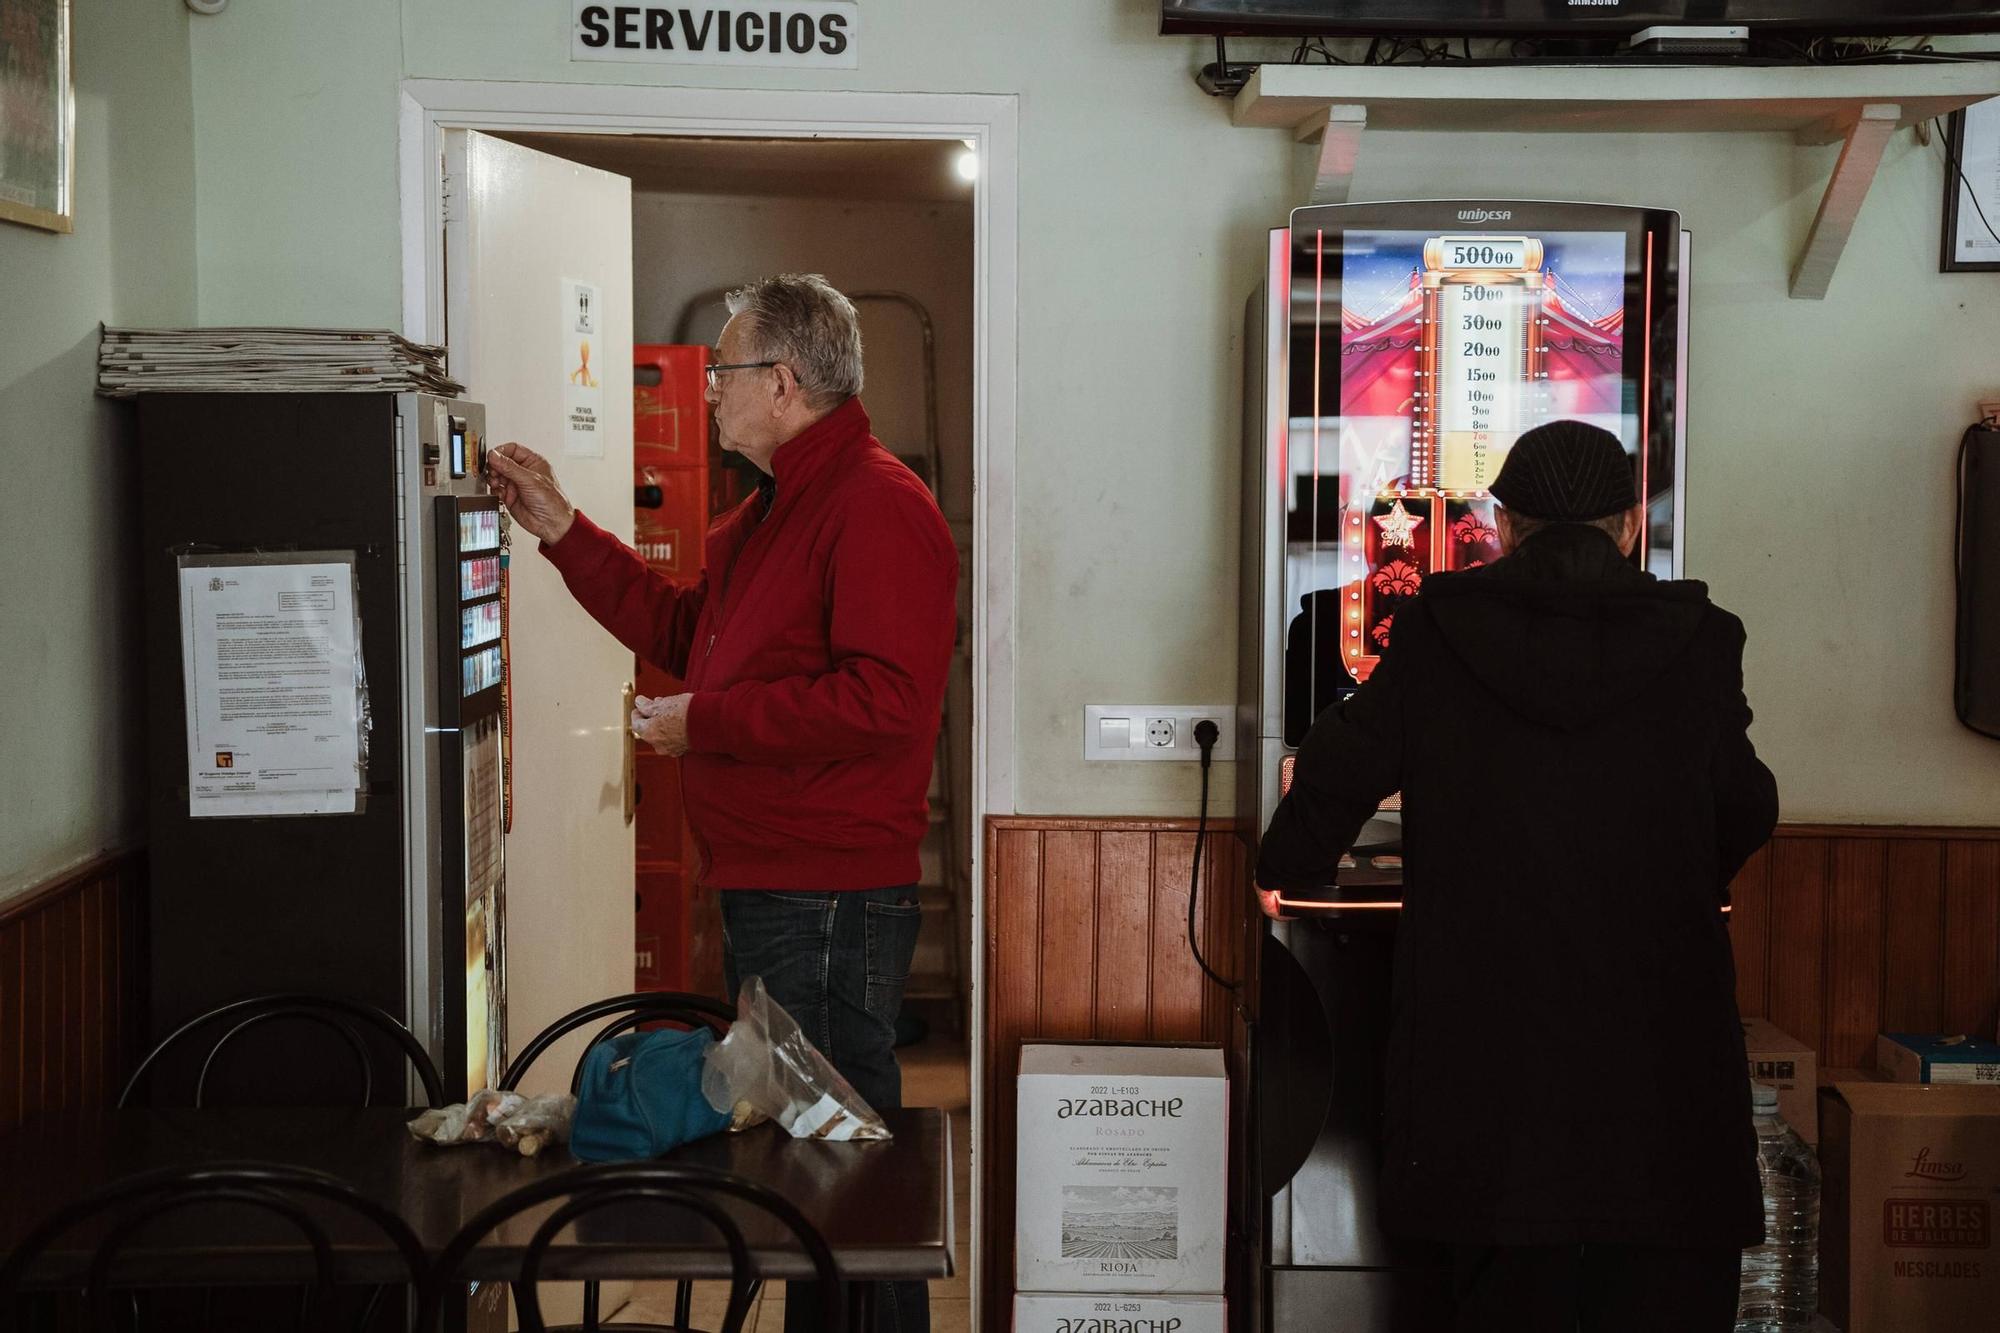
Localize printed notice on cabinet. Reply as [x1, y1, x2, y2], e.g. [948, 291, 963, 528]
[178, 554, 366, 817]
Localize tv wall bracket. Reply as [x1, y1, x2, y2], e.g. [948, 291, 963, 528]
[1234, 61, 2000, 299]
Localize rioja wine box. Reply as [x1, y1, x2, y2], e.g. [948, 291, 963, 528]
[1014, 1043, 1227, 1294]
[1013, 1293, 1226, 1333]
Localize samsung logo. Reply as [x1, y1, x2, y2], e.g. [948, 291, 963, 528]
[1457, 208, 1512, 223]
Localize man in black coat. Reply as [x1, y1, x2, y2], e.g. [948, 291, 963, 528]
[1257, 421, 1780, 1333]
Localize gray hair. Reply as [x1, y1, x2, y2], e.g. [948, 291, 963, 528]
[725, 274, 864, 408]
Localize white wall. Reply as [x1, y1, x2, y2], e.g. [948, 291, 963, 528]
[0, 1, 196, 900]
[184, 1, 2000, 825]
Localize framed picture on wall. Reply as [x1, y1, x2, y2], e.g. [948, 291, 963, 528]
[1942, 99, 2000, 273]
[0, 0, 74, 234]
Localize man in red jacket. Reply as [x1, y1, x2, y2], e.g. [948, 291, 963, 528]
[488, 273, 956, 1333]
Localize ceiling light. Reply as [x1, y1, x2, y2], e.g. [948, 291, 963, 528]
[955, 150, 979, 183]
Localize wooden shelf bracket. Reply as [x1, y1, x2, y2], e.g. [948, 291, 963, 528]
[1789, 102, 1902, 301]
[1299, 103, 1367, 206]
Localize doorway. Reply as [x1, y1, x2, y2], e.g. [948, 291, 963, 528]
[505, 131, 978, 1329]
[403, 82, 1014, 1333]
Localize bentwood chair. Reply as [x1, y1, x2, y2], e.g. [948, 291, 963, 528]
[499, 991, 738, 1329]
[416, 1162, 842, 1333]
[0, 1162, 427, 1333]
[499, 991, 735, 1095]
[120, 993, 447, 1110]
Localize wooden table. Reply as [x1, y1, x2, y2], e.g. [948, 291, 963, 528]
[0, 1106, 953, 1288]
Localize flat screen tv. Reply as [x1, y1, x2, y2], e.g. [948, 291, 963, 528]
[1163, 1, 2000, 38]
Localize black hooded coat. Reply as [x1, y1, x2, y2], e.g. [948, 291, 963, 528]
[1258, 523, 1779, 1248]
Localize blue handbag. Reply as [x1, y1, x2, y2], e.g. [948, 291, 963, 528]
[570, 1027, 734, 1163]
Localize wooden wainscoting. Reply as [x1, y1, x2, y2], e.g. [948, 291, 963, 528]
[0, 850, 148, 1133]
[981, 817, 1246, 1329]
[977, 818, 2000, 1327]
[1728, 825, 2000, 1065]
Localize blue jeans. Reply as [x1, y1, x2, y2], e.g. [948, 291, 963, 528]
[721, 886, 929, 1333]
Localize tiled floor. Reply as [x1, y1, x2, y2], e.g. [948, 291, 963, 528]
[613, 1032, 973, 1331]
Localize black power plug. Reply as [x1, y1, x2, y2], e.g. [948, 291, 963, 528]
[1187, 719, 1237, 992]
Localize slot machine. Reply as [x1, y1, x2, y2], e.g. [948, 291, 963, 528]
[1235, 201, 1689, 1331]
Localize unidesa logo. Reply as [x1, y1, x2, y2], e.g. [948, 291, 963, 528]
[1457, 208, 1513, 223]
[572, 2, 859, 69]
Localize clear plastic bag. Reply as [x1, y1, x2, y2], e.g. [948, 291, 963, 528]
[700, 976, 892, 1141]
[406, 1090, 576, 1157]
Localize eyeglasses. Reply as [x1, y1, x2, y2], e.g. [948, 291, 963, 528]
[704, 360, 779, 390]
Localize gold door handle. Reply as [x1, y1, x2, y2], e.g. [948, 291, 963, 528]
[621, 680, 636, 826]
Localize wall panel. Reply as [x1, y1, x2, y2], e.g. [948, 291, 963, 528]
[982, 818, 1244, 1330]
[979, 820, 2000, 1328]
[0, 852, 146, 1134]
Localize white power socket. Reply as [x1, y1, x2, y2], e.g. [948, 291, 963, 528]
[1084, 705, 1237, 762]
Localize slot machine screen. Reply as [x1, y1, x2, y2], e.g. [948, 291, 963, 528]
[1282, 201, 1682, 746]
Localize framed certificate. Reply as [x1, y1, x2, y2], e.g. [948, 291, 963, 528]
[1942, 99, 2000, 273]
[0, 0, 74, 234]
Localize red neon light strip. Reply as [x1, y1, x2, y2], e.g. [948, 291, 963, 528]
[1272, 897, 1731, 915]
[1640, 230, 1653, 561]
[1313, 229, 1324, 545]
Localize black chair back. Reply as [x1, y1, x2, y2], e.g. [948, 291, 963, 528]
[121, 993, 447, 1110]
[499, 991, 734, 1095]
[416, 1163, 842, 1333]
[0, 1162, 426, 1333]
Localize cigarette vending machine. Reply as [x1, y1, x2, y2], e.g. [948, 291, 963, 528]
[1237, 201, 1689, 1331]
[140, 392, 507, 1104]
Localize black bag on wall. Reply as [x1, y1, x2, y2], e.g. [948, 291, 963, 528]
[1957, 423, 2000, 739]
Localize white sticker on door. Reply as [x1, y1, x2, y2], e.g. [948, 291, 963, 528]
[563, 277, 605, 458]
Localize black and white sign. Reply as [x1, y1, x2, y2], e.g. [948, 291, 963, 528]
[1943, 99, 2000, 273]
[571, 2, 859, 69]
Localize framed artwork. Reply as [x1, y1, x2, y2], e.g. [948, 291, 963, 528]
[0, 0, 73, 234]
[1942, 99, 2000, 274]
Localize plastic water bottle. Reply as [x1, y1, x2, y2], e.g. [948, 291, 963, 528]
[1736, 1082, 1821, 1331]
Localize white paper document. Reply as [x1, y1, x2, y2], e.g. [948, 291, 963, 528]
[179, 558, 365, 817]
[1954, 100, 2000, 267]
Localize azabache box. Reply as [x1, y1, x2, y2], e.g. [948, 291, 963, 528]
[1014, 1043, 1228, 1294]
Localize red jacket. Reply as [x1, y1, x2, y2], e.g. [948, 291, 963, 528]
[542, 398, 958, 890]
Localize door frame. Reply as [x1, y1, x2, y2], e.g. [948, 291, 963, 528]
[399, 79, 1016, 1318]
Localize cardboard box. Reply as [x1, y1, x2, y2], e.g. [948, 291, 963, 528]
[1014, 1043, 1228, 1294]
[1878, 1033, 2000, 1086]
[1820, 1082, 2000, 1333]
[1743, 1017, 1819, 1146]
[1013, 1293, 1227, 1333]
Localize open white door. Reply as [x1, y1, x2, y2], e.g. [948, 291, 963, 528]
[443, 130, 635, 1098]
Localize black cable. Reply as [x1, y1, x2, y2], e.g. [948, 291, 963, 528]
[1186, 720, 1239, 993]
[1934, 116, 2000, 250]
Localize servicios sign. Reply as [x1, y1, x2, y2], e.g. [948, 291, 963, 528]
[571, 1, 859, 68]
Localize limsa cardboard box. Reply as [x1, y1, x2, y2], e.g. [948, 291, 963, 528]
[1878, 1033, 2000, 1085]
[1013, 1293, 1226, 1333]
[1015, 1043, 1227, 1294]
[1743, 1017, 1819, 1146]
[1820, 1082, 2000, 1333]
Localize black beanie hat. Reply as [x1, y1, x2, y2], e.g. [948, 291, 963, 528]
[1488, 420, 1638, 522]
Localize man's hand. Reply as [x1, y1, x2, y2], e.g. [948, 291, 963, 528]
[486, 443, 577, 545]
[1255, 886, 1298, 922]
[631, 692, 693, 757]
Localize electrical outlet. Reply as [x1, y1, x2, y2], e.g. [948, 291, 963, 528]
[1084, 705, 1238, 762]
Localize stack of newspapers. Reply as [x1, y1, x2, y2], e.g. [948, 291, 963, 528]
[98, 326, 463, 398]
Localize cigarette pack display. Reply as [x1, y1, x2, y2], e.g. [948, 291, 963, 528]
[1014, 1043, 1228, 1294]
